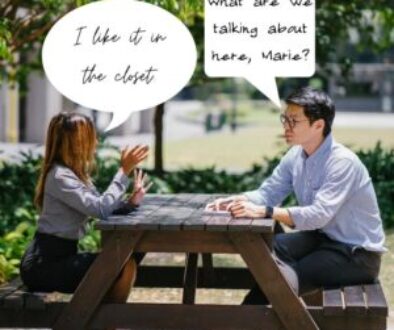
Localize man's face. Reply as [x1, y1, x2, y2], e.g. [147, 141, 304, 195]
[281, 104, 323, 146]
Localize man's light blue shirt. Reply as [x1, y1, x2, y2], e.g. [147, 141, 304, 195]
[244, 134, 386, 253]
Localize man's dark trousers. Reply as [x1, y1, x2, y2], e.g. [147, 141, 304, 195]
[243, 230, 382, 305]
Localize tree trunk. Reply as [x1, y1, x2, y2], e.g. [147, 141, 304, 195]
[153, 103, 165, 176]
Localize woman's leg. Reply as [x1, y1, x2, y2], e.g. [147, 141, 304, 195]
[101, 258, 137, 330]
[104, 257, 137, 303]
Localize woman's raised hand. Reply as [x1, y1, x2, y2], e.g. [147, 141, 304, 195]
[121, 145, 149, 176]
[129, 169, 153, 206]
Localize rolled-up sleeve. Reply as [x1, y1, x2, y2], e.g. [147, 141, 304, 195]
[244, 148, 294, 206]
[288, 158, 356, 230]
[48, 168, 130, 219]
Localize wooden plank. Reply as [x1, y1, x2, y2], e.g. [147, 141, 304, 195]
[250, 218, 275, 233]
[343, 286, 367, 315]
[24, 292, 46, 311]
[323, 289, 344, 316]
[3, 291, 24, 310]
[227, 217, 253, 232]
[183, 194, 232, 231]
[182, 195, 215, 230]
[90, 303, 286, 330]
[132, 195, 179, 230]
[134, 231, 236, 253]
[134, 265, 254, 289]
[0, 303, 387, 330]
[205, 215, 232, 232]
[97, 195, 177, 231]
[364, 283, 388, 316]
[98, 194, 226, 232]
[143, 194, 178, 204]
[182, 212, 208, 231]
[182, 253, 198, 304]
[96, 216, 137, 230]
[53, 230, 143, 330]
[229, 232, 319, 330]
[0, 277, 31, 310]
[201, 253, 215, 285]
[0, 303, 65, 328]
[90, 304, 387, 330]
[159, 195, 203, 231]
[0, 277, 23, 302]
[139, 195, 195, 231]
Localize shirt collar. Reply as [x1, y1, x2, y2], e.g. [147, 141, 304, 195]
[301, 133, 333, 164]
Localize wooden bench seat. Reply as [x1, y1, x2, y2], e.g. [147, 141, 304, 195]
[322, 283, 388, 317]
[0, 274, 389, 329]
[0, 277, 70, 328]
[0, 277, 70, 308]
[301, 282, 388, 329]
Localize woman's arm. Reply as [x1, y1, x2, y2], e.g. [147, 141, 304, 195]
[47, 166, 130, 219]
[47, 145, 149, 219]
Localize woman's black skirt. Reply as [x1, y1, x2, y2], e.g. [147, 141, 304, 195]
[20, 232, 97, 293]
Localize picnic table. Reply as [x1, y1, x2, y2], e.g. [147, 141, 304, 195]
[0, 194, 387, 329]
[50, 193, 317, 330]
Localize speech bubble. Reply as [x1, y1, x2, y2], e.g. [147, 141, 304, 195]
[205, 0, 315, 107]
[42, 0, 197, 131]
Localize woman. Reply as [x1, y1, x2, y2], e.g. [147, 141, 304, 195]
[20, 112, 150, 304]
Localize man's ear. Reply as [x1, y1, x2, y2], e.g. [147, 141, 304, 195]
[313, 119, 325, 133]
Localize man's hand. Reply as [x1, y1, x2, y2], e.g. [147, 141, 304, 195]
[206, 195, 248, 211]
[128, 169, 153, 206]
[229, 200, 266, 218]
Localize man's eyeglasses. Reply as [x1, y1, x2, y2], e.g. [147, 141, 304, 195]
[279, 114, 309, 129]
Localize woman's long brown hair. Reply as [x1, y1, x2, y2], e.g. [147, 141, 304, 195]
[34, 112, 97, 210]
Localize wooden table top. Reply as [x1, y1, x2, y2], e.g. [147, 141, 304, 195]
[96, 194, 274, 233]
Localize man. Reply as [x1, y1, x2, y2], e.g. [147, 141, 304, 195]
[209, 87, 386, 304]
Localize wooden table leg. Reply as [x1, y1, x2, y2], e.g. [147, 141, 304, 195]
[202, 253, 215, 285]
[229, 232, 319, 330]
[182, 253, 198, 304]
[53, 230, 143, 330]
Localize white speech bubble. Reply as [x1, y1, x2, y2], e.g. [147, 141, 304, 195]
[205, 0, 315, 107]
[42, 0, 197, 131]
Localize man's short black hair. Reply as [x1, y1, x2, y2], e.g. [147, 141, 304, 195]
[285, 87, 335, 137]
